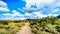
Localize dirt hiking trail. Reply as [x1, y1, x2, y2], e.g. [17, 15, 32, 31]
[16, 23, 32, 34]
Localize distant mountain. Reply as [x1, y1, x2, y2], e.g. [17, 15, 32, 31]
[57, 15, 60, 18]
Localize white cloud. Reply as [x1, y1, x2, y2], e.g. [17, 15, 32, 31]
[24, 11, 47, 19]
[3, 10, 24, 16]
[48, 14, 59, 17]
[34, 14, 59, 18]
[2, 10, 26, 20]
[22, 0, 60, 19]
[33, 11, 42, 15]
[18, 8, 25, 11]
[1, 10, 59, 20]
[0, 16, 26, 20]
[0, 7, 10, 12]
[53, 1, 60, 8]
[32, 11, 47, 18]
[0, 1, 10, 12]
[2, 13, 11, 16]
[1, 0, 60, 20]
[32, 11, 59, 18]
[24, 12, 32, 16]
[23, 0, 58, 10]
[52, 9, 59, 13]
[40, 0, 56, 5]
[12, 10, 24, 16]
[0, 1, 7, 8]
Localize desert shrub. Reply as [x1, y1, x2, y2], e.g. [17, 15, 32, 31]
[30, 16, 60, 34]
[0, 20, 25, 34]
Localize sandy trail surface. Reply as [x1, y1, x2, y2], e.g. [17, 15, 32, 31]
[16, 23, 32, 34]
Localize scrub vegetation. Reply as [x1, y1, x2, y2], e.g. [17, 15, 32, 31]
[0, 20, 26, 34]
[0, 16, 60, 34]
[30, 16, 60, 34]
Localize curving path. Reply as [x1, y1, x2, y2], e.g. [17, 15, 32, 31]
[16, 23, 32, 34]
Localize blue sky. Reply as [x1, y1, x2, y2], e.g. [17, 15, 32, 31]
[0, 0, 60, 20]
